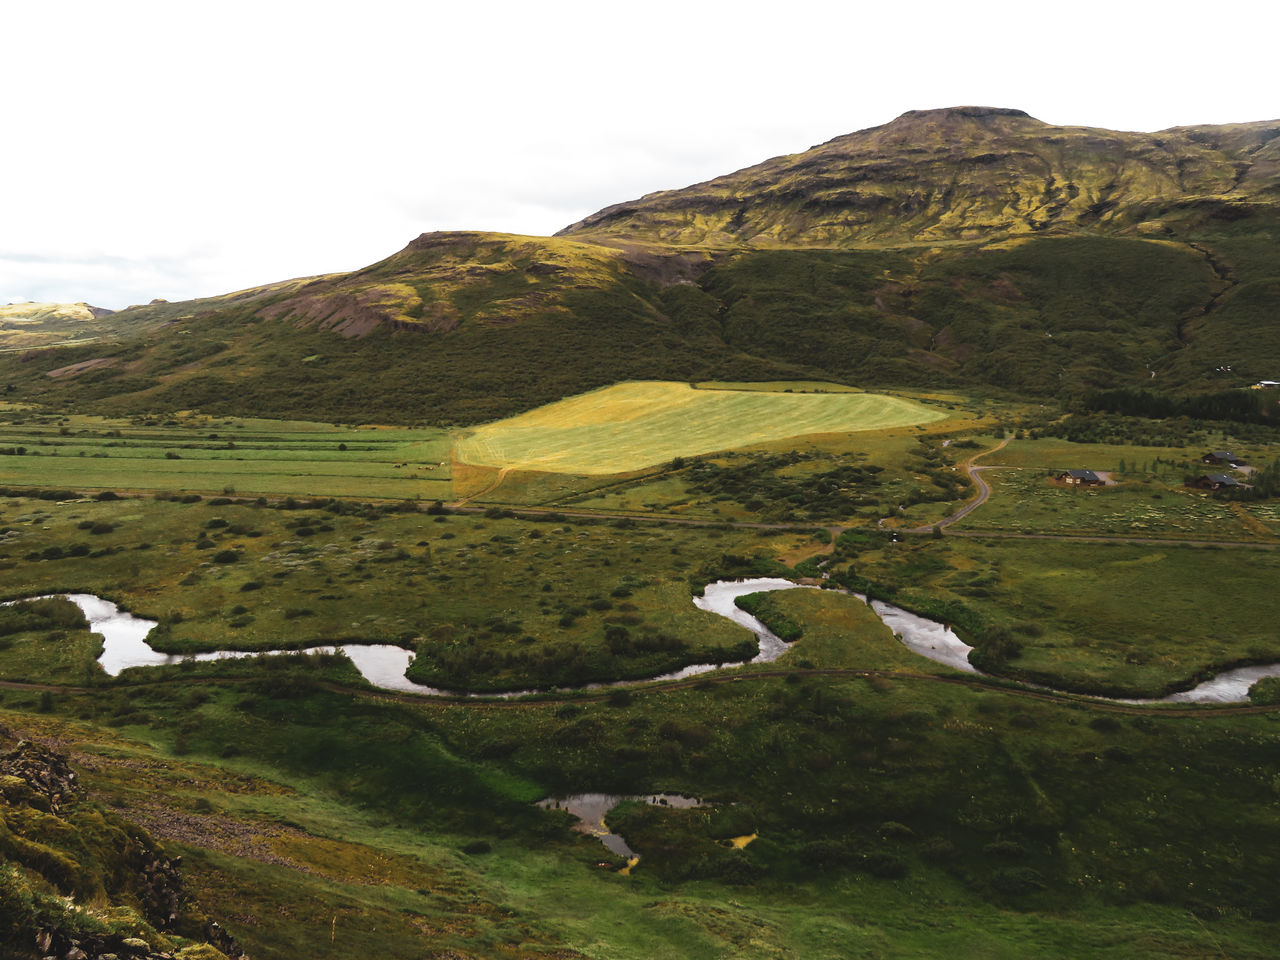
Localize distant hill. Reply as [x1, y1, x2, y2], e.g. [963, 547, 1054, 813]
[4, 107, 1279, 424]
[559, 106, 1280, 246]
[1, 301, 115, 321]
[0, 301, 116, 351]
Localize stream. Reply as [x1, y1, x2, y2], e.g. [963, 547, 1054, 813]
[14, 581, 1280, 705]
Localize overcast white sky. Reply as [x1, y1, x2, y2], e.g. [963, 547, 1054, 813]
[3, 0, 1277, 310]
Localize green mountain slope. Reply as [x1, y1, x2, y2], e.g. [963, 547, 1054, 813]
[559, 106, 1280, 246]
[4, 108, 1279, 424]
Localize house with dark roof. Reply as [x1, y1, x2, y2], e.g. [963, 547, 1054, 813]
[1192, 473, 1242, 490]
[1058, 469, 1103, 486]
[1201, 451, 1246, 467]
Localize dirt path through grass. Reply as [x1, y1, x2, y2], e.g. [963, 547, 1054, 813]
[904, 435, 1010, 533]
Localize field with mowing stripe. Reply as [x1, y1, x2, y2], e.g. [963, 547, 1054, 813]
[0, 408, 453, 500]
[454, 381, 949, 475]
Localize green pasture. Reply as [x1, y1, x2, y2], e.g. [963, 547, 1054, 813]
[455, 381, 949, 475]
[852, 535, 1280, 697]
[556, 428, 988, 526]
[980, 436, 1246, 470]
[737, 587, 959, 674]
[958, 538, 1280, 695]
[960, 468, 1264, 539]
[0, 493, 806, 690]
[0, 410, 453, 500]
[951, 435, 1278, 540]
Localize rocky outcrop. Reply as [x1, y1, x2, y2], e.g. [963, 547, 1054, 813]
[1, 738, 247, 960]
[137, 845, 183, 930]
[33, 928, 228, 960]
[0, 739, 79, 811]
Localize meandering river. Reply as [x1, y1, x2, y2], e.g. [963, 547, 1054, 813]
[17, 582, 1280, 705]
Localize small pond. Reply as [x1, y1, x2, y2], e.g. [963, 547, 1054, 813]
[536, 793, 701, 862]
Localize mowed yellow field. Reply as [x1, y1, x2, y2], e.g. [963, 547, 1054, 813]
[454, 381, 948, 475]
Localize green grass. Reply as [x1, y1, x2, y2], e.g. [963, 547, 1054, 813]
[736, 587, 956, 674]
[849, 535, 1280, 696]
[455, 381, 949, 475]
[0, 493, 815, 691]
[0, 409, 453, 500]
[10, 658, 1280, 960]
[961, 469, 1263, 539]
[562, 428, 987, 527]
[12, 691, 1280, 960]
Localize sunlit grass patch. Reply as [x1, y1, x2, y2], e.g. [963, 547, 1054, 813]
[455, 381, 948, 475]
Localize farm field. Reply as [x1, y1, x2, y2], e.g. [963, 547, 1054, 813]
[454, 381, 950, 475]
[0, 407, 453, 500]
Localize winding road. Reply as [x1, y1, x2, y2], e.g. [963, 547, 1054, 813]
[904, 435, 1009, 533]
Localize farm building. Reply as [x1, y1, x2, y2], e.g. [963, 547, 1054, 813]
[1201, 451, 1246, 467]
[1058, 469, 1104, 486]
[1192, 473, 1242, 490]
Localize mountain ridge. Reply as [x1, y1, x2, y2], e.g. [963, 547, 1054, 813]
[4, 107, 1280, 423]
[557, 106, 1280, 247]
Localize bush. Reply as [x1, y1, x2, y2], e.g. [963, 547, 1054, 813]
[1249, 677, 1280, 705]
[862, 851, 908, 879]
[212, 550, 240, 564]
[988, 866, 1046, 895]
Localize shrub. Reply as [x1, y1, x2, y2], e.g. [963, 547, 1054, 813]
[212, 550, 240, 564]
[606, 689, 634, 707]
[862, 851, 908, 879]
[1249, 677, 1280, 705]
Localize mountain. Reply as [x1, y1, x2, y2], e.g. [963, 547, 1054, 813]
[0, 302, 117, 351]
[1, 302, 115, 321]
[559, 106, 1280, 246]
[3, 108, 1279, 423]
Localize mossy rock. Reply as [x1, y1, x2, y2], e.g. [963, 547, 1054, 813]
[175, 945, 230, 960]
